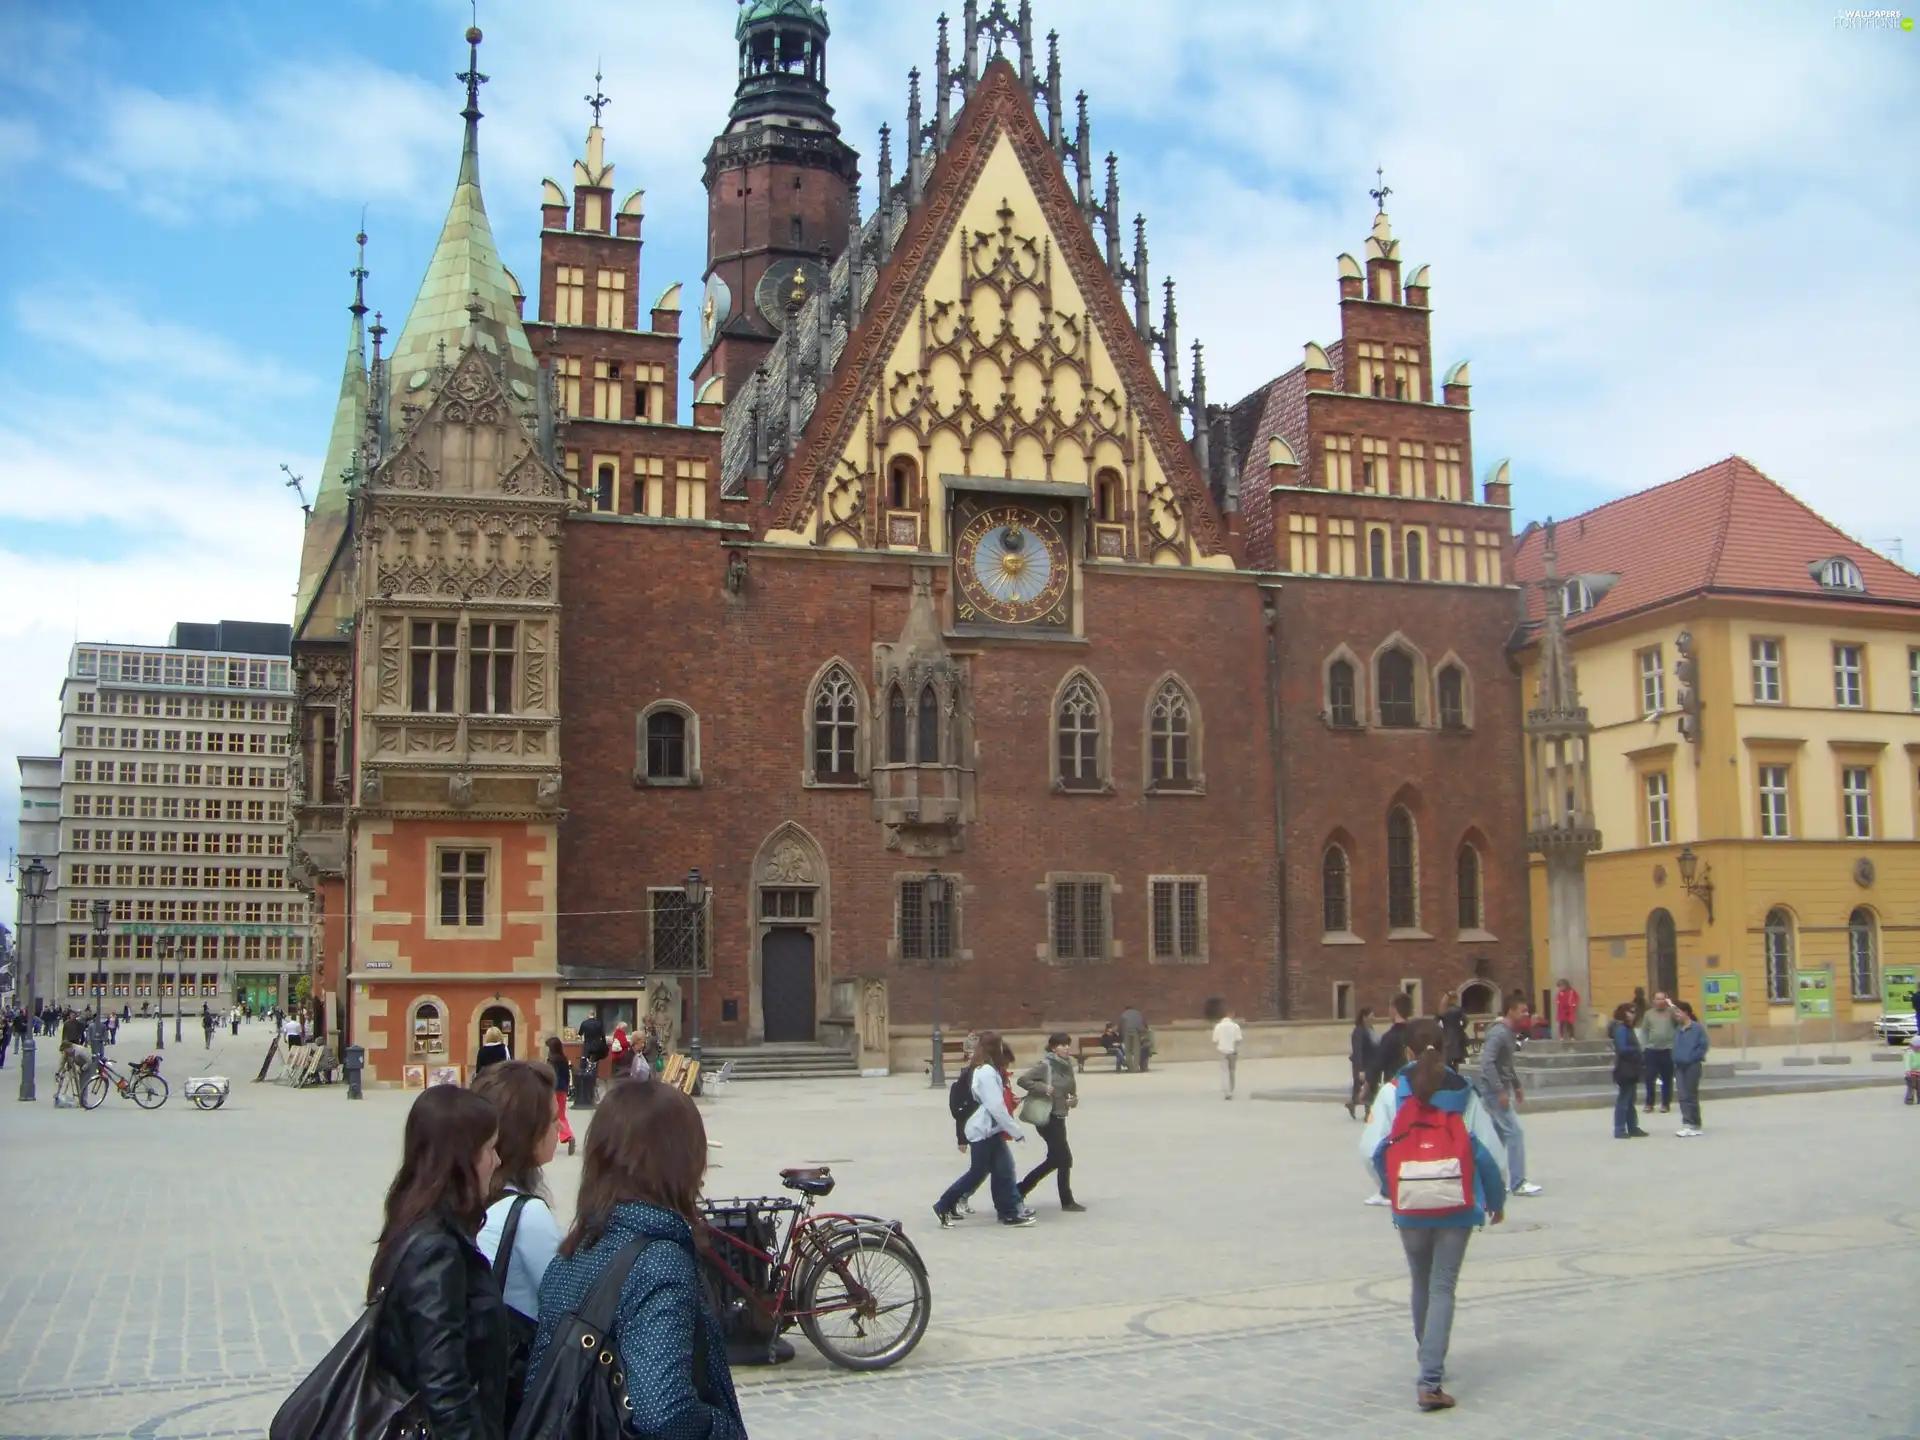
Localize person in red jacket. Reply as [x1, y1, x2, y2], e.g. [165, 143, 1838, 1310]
[1554, 979, 1580, 1040]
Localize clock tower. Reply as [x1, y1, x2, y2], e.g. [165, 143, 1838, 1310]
[694, 0, 860, 407]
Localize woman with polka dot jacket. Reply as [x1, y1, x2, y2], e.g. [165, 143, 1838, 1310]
[523, 1081, 746, 1438]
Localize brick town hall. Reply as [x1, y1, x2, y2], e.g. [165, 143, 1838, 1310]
[289, 1, 1529, 1081]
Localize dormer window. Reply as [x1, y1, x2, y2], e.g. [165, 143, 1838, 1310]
[1563, 579, 1594, 616]
[1814, 556, 1866, 593]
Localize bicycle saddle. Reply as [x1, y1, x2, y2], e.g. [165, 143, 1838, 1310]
[779, 1166, 836, 1196]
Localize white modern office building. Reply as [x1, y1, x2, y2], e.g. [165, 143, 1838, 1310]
[45, 622, 305, 1015]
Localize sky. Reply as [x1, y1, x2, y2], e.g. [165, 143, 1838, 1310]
[1, 0, 1915, 915]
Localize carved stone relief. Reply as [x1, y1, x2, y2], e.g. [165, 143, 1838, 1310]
[764, 840, 815, 885]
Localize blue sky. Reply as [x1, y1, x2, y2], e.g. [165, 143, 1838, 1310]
[2, 0, 1916, 910]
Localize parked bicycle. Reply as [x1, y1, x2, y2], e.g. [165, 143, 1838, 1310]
[80, 1053, 168, 1110]
[699, 1165, 930, 1371]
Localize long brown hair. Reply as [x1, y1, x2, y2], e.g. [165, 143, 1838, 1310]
[966, 1030, 1003, 1086]
[469, 1059, 557, 1202]
[561, 1080, 709, 1257]
[1403, 1017, 1449, 1105]
[368, 1084, 498, 1299]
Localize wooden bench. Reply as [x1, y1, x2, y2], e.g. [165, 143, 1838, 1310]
[920, 1037, 969, 1073]
[1073, 1034, 1119, 1071]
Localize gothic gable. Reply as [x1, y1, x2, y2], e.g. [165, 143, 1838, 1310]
[374, 346, 566, 502]
[772, 59, 1226, 566]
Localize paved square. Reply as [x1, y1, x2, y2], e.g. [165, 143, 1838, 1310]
[0, 1028, 1913, 1439]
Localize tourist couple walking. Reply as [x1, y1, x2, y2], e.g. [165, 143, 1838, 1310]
[933, 1031, 1083, 1228]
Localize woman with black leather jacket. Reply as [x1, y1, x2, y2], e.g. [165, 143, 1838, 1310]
[368, 1084, 510, 1440]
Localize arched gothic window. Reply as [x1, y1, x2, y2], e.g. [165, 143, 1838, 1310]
[916, 684, 941, 764]
[811, 666, 861, 783]
[1369, 527, 1390, 578]
[1763, 908, 1794, 1002]
[1378, 650, 1417, 728]
[887, 456, 918, 511]
[1148, 680, 1195, 787]
[1056, 677, 1104, 790]
[1404, 530, 1424, 581]
[1456, 842, 1482, 930]
[1387, 807, 1418, 929]
[1437, 665, 1466, 730]
[1322, 845, 1351, 934]
[886, 685, 907, 764]
[1328, 659, 1358, 727]
[1849, 907, 1878, 999]
[1094, 468, 1121, 523]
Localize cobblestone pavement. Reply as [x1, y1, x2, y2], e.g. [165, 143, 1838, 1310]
[0, 1029, 1914, 1438]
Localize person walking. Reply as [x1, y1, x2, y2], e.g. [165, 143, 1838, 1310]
[1553, 978, 1580, 1040]
[1371, 992, 1415, 1095]
[201, 1006, 215, 1050]
[1016, 1033, 1084, 1212]
[474, 1026, 510, 1075]
[543, 1036, 576, 1157]
[1473, 992, 1542, 1197]
[367, 1084, 509, 1440]
[1639, 992, 1678, 1115]
[1671, 1001, 1708, 1137]
[520, 1082, 745, 1439]
[1437, 991, 1468, 1072]
[1212, 1005, 1244, 1099]
[472, 1060, 564, 1424]
[933, 1032, 1034, 1228]
[1119, 1006, 1149, 1074]
[230, 1006, 240, 1037]
[1609, 1003, 1649, 1139]
[1365, 1018, 1507, 1413]
[1346, 1007, 1376, 1119]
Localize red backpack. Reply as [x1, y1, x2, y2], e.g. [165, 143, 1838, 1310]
[1384, 1094, 1475, 1218]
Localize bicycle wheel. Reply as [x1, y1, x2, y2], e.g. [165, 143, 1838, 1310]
[80, 1072, 108, 1110]
[131, 1073, 169, 1109]
[797, 1230, 930, 1371]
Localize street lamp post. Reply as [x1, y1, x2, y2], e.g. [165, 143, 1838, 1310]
[172, 934, 183, 1044]
[90, 900, 109, 1027]
[156, 937, 174, 1049]
[16, 857, 49, 1102]
[681, 869, 706, 1070]
[924, 867, 948, 1089]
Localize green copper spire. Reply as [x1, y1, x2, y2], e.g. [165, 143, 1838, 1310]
[294, 232, 370, 632]
[386, 25, 539, 410]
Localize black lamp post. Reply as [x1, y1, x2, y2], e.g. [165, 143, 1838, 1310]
[682, 868, 706, 1068]
[90, 900, 109, 1021]
[924, 867, 947, 1088]
[17, 857, 48, 1102]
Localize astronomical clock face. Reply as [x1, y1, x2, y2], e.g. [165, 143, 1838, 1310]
[953, 503, 1070, 627]
[754, 257, 828, 331]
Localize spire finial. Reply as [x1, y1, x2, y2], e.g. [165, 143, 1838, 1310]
[370, 310, 386, 361]
[351, 221, 369, 322]
[585, 63, 610, 127]
[458, 20, 488, 132]
[1369, 165, 1392, 214]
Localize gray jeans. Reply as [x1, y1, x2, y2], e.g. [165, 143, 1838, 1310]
[1676, 1060, 1703, 1128]
[1400, 1225, 1472, 1391]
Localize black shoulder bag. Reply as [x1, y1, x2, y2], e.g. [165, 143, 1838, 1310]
[509, 1238, 709, 1440]
[493, 1194, 540, 1423]
[269, 1236, 424, 1440]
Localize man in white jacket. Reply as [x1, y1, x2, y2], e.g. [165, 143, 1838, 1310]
[1212, 1008, 1244, 1099]
[933, 1031, 1036, 1228]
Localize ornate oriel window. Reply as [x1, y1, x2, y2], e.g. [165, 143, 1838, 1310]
[886, 685, 907, 764]
[810, 665, 862, 784]
[1322, 845, 1350, 933]
[409, 621, 458, 714]
[1377, 650, 1417, 728]
[1148, 680, 1196, 788]
[1056, 675, 1104, 791]
[916, 684, 941, 764]
[1387, 807, 1418, 930]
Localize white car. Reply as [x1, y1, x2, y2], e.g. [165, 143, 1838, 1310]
[1873, 1011, 1916, 1045]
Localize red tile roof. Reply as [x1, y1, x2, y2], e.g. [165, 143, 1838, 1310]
[1511, 456, 1920, 628]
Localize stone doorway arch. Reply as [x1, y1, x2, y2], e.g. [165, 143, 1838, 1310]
[747, 823, 832, 1044]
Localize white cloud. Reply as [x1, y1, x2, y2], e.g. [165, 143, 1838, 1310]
[15, 290, 314, 398]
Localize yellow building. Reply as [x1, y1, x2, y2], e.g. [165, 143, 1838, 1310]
[1514, 458, 1920, 1038]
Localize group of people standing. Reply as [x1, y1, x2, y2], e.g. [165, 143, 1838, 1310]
[286, 1061, 745, 1439]
[1608, 990, 1709, 1138]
